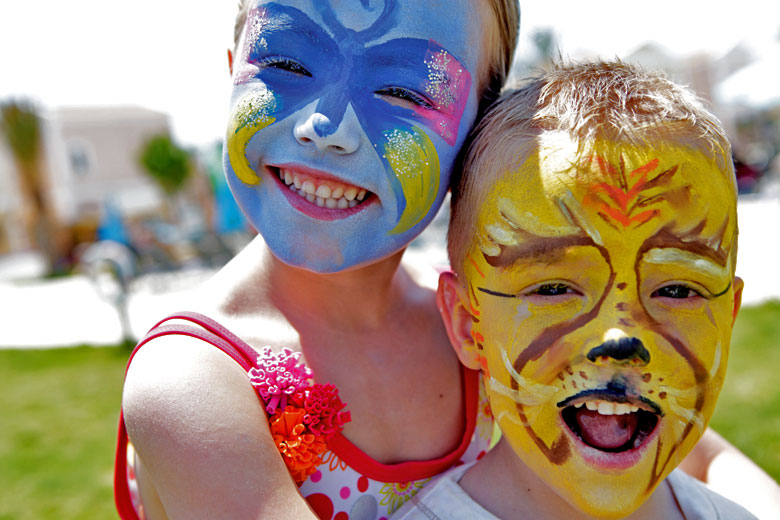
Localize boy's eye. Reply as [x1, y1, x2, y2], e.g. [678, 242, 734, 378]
[375, 87, 434, 109]
[257, 56, 311, 77]
[530, 283, 576, 296]
[652, 284, 701, 299]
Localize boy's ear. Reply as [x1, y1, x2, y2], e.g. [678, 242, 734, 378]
[732, 276, 744, 326]
[437, 271, 481, 370]
[227, 49, 234, 76]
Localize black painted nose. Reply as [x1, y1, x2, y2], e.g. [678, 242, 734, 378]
[587, 337, 650, 366]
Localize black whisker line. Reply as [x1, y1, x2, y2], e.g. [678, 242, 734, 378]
[477, 287, 517, 298]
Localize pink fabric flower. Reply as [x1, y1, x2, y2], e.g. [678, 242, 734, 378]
[303, 383, 352, 438]
[249, 347, 313, 414]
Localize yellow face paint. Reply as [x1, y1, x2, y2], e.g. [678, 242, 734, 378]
[384, 126, 441, 235]
[462, 135, 739, 517]
[227, 88, 277, 186]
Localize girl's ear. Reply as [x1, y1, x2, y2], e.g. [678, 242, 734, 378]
[437, 271, 481, 370]
[227, 49, 234, 76]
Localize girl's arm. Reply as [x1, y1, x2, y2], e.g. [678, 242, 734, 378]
[122, 334, 318, 519]
[681, 428, 780, 520]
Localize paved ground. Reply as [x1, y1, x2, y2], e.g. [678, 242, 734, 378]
[1, 195, 779, 349]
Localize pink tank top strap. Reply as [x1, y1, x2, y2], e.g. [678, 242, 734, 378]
[114, 312, 261, 519]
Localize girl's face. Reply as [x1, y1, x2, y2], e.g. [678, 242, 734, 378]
[226, 0, 485, 272]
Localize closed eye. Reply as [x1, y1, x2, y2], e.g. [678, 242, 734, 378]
[256, 56, 311, 77]
[375, 87, 434, 109]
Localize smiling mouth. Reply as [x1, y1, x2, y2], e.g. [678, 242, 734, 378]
[272, 166, 373, 209]
[559, 394, 660, 453]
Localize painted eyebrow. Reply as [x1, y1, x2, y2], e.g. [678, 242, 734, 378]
[639, 228, 729, 267]
[484, 235, 596, 269]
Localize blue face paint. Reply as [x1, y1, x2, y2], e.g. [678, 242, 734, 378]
[225, 0, 482, 272]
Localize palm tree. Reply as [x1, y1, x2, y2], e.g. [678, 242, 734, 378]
[1, 100, 58, 273]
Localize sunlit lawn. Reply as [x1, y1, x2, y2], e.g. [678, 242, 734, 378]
[0, 301, 779, 519]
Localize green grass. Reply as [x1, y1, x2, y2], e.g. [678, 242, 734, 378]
[711, 299, 780, 480]
[0, 346, 128, 520]
[0, 302, 778, 519]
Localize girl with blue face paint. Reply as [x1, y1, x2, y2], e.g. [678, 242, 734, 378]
[116, 2, 777, 519]
[117, 2, 520, 519]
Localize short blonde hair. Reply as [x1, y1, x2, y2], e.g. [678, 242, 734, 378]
[448, 60, 736, 276]
[233, 0, 519, 104]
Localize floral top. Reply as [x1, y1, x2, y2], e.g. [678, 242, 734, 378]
[114, 312, 495, 520]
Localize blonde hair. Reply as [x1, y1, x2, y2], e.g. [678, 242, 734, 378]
[233, 0, 519, 103]
[448, 60, 736, 276]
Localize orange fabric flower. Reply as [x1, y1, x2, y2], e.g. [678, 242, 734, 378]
[269, 406, 328, 484]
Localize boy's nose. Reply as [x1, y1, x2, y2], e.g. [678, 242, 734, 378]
[586, 336, 650, 367]
[293, 101, 361, 154]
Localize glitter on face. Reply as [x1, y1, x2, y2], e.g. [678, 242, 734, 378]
[424, 50, 459, 107]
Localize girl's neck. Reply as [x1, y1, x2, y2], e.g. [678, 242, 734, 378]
[257, 239, 412, 331]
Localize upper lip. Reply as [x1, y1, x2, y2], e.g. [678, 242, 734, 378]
[557, 388, 663, 416]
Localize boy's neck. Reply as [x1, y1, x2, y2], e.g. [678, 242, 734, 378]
[459, 437, 684, 520]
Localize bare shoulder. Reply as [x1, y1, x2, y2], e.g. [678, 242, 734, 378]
[122, 315, 314, 517]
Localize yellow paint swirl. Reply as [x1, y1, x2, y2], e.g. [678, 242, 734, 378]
[227, 89, 277, 185]
[384, 126, 441, 235]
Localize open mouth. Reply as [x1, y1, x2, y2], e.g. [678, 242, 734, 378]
[559, 395, 660, 453]
[272, 166, 374, 210]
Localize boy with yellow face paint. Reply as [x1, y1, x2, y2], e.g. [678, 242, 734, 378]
[393, 61, 757, 519]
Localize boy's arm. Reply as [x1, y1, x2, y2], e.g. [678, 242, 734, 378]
[122, 334, 318, 520]
[680, 428, 780, 520]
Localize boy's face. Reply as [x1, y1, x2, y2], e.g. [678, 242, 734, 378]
[460, 134, 741, 517]
[225, 0, 484, 272]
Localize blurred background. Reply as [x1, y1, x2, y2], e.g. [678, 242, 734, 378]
[0, 1, 778, 518]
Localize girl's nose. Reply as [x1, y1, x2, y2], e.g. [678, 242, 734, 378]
[293, 102, 361, 154]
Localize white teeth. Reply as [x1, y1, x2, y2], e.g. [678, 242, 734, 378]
[279, 169, 368, 209]
[597, 401, 615, 415]
[579, 399, 641, 416]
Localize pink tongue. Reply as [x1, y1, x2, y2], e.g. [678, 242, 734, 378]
[575, 408, 638, 450]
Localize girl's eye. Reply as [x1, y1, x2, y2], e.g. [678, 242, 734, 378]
[652, 284, 701, 299]
[257, 56, 311, 77]
[375, 87, 434, 109]
[531, 283, 575, 296]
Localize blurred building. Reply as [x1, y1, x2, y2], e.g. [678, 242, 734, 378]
[0, 105, 169, 256]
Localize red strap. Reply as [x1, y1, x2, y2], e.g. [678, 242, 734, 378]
[326, 366, 480, 483]
[114, 312, 262, 519]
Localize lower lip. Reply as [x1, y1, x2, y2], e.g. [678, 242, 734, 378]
[560, 415, 661, 470]
[269, 167, 375, 221]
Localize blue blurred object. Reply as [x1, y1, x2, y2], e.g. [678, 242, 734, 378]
[97, 198, 130, 246]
